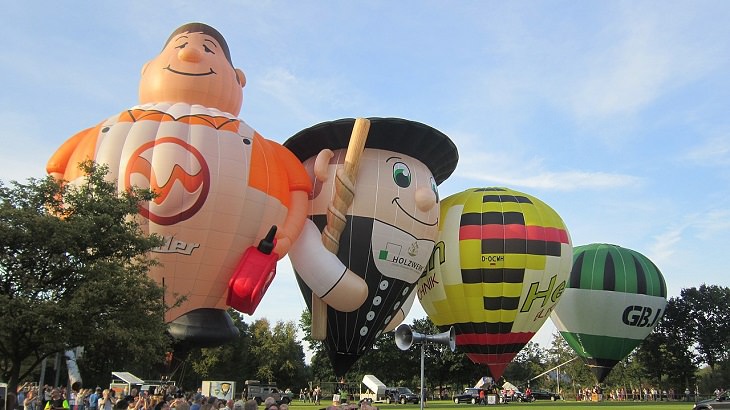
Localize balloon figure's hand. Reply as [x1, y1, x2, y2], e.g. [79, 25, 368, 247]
[289, 219, 368, 311]
[272, 236, 291, 258]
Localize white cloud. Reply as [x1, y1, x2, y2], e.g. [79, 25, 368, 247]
[648, 227, 683, 268]
[646, 207, 730, 293]
[689, 209, 730, 241]
[562, 4, 723, 124]
[456, 151, 641, 191]
[685, 136, 730, 166]
[565, 20, 675, 120]
[256, 66, 369, 125]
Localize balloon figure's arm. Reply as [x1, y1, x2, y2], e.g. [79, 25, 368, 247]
[289, 218, 368, 312]
[271, 142, 313, 258]
[46, 125, 101, 180]
[272, 190, 308, 258]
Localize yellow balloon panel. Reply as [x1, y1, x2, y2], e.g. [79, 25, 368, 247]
[418, 187, 572, 380]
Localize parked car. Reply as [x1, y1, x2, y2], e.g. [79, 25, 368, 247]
[528, 389, 561, 401]
[385, 387, 419, 404]
[693, 393, 730, 410]
[454, 388, 481, 404]
[502, 389, 526, 402]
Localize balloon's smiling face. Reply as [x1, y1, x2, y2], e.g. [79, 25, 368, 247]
[309, 148, 440, 239]
[139, 30, 246, 115]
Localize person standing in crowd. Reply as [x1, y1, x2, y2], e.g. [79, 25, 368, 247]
[241, 400, 256, 410]
[24, 388, 40, 410]
[42, 386, 53, 409]
[17, 385, 28, 410]
[170, 396, 188, 410]
[313, 387, 321, 405]
[44, 390, 69, 410]
[88, 389, 101, 410]
[98, 390, 116, 410]
[261, 399, 274, 410]
[67, 389, 77, 410]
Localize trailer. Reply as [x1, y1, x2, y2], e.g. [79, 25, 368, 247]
[110, 372, 145, 397]
[359, 375, 389, 403]
[202, 381, 236, 401]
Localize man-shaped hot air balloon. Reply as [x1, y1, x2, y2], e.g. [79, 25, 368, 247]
[284, 117, 458, 375]
[46, 23, 311, 347]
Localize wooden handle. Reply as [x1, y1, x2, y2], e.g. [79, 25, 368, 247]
[343, 118, 370, 177]
[311, 118, 370, 341]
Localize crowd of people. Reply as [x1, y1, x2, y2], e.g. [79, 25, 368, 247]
[297, 387, 322, 405]
[9, 381, 724, 410]
[574, 385, 727, 402]
[7, 383, 378, 410]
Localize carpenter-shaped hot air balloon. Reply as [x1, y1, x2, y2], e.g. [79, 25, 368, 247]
[550, 243, 667, 382]
[284, 117, 458, 376]
[46, 23, 311, 347]
[417, 187, 573, 380]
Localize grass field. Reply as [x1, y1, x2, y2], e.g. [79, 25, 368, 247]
[283, 401, 695, 410]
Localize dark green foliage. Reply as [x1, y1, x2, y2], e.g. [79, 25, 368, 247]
[0, 161, 168, 392]
[186, 312, 307, 393]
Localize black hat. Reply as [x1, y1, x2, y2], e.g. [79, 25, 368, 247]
[284, 117, 458, 185]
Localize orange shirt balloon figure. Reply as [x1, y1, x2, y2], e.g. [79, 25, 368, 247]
[47, 23, 311, 347]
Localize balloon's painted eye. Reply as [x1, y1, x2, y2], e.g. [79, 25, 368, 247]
[203, 44, 215, 54]
[430, 177, 439, 203]
[175, 42, 188, 49]
[392, 162, 411, 188]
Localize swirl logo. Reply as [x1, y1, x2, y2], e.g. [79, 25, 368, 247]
[125, 137, 210, 225]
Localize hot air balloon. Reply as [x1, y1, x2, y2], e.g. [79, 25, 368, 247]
[284, 117, 458, 376]
[46, 23, 311, 348]
[417, 187, 573, 380]
[550, 243, 667, 382]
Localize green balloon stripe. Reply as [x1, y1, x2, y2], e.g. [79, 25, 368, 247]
[569, 244, 666, 297]
[560, 331, 643, 361]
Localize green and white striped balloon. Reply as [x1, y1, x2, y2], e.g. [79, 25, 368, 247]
[550, 243, 667, 382]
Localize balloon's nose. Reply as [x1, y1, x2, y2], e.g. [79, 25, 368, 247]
[415, 186, 437, 212]
[178, 46, 202, 63]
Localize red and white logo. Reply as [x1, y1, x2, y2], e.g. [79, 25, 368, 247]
[125, 137, 210, 225]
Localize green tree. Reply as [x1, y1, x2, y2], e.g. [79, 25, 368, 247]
[679, 285, 730, 370]
[248, 318, 306, 389]
[504, 341, 546, 387]
[412, 319, 464, 398]
[299, 310, 337, 386]
[189, 310, 256, 383]
[634, 298, 697, 393]
[545, 331, 592, 397]
[186, 315, 306, 392]
[0, 162, 168, 392]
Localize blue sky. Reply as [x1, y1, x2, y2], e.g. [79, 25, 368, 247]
[2, 2, 729, 352]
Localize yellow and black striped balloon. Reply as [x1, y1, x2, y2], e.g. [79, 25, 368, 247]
[418, 187, 573, 379]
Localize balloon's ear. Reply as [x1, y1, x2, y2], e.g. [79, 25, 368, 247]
[141, 61, 150, 76]
[235, 68, 246, 88]
[314, 149, 334, 182]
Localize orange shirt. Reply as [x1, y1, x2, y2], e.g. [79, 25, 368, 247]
[47, 106, 311, 206]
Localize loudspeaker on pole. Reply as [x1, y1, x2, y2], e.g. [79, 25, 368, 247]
[394, 324, 455, 352]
